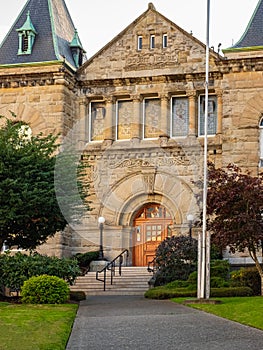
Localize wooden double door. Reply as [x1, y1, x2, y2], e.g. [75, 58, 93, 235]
[133, 204, 172, 266]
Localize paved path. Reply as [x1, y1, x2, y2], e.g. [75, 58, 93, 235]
[66, 295, 263, 350]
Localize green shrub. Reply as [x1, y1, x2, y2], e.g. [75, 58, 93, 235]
[144, 285, 253, 299]
[210, 260, 230, 280]
[21, 275, 69, 304]
[210, 287, 253, 297]
[0, 252, 81, 292]
[210, 276, 229, 288]
[145, 287, 197, 299]
[230, 267, 261, 295]
[73, 251, 99, 267]
[154, 235, 198, 286]
[69, 291, 86, 302]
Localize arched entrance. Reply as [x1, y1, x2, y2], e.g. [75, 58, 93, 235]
[133, 203, 173, 266]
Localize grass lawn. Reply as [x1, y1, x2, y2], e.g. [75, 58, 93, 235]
[172, 296, 263, 330]
[0, 302, 78, 350]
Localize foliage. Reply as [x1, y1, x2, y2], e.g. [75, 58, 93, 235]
[145, 285, 252, 299]
[230, 267, 261, 296]
[0, 252, 81, 292]
[73, 251, 100, 268]
[69, 291, 86, 301]
[206, 162, 263, 294]
[21, 275, 69, 304]
[0, 303, 77, 349]
[154, 235, 198, 285]
[0, 113, 91, 250]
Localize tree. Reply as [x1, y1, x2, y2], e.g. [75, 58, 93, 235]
[207, 162, 263, 295]
[0, 114, 90, 250]
[154, 235, 198, 285]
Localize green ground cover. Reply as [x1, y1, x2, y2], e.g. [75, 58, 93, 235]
[173, 296, 263, 330]
[0, 302, 78, 350]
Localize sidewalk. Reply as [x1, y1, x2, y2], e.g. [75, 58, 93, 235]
[66, 295, 263, 350]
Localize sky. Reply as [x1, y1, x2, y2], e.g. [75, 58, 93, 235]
[0, 0, 260, 58]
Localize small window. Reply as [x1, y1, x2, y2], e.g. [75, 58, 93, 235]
[150, 35, 155, 49]
[137, 36, 142, 50]
[163, 34, 168, 48]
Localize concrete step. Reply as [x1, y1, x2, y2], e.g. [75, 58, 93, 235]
[70, 266, 153, 296]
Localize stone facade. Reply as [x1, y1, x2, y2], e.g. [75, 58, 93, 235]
[0, 2, 262, 265]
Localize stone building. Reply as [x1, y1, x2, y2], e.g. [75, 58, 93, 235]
[0, 0, 263, 266]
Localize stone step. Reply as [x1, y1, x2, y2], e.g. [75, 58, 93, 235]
[70, 266, 153, 296]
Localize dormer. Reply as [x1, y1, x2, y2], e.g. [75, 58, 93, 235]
[70, 29, 86, 68]
[16, 11, 37, 55]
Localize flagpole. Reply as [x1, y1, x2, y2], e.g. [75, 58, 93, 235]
[198, 0, 210, 300]
[204, 0, 210, 299]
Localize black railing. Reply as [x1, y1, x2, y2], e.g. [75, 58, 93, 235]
[96, 249, 129, 291]
[147, 257, 157, 273]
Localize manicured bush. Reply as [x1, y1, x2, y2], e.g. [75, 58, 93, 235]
[210, 276, 229, 288]
[73, 251, 100, 274]
[144, 285, 253, 299]
[154, 235, 198, 286]
[230, 267, 261, 295]
[210, 287, 253, 297]
[21, 275, 69, 304]
[69, 291, 86, 302]
[210, 260, 230, 280]
[145, 287, 197, 299]
[0, 252, 81, 293]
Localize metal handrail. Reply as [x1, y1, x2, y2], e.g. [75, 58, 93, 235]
[96, 249, 129, 291]
[147, 257, 157, 273]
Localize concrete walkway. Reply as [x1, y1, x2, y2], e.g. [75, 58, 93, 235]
[66, 295, 263, 350]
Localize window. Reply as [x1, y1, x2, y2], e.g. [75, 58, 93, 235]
[143, 98, 161, 139]
[163, 34, 168, 48]
[150, 35, 155, 49]
[116, 100, 133, 140]
[171, 97, 189, 137]
[259, 117, 263, 167]
[89, 101, 106, 141]
[137, 36, 142, 50]
[198, 95, 217, 136]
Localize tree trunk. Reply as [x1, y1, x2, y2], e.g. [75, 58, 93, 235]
[249, 249, 263, 296]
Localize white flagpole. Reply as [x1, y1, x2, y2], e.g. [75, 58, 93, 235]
[204, 0, 210, 299]
[198, 0, 210, 300]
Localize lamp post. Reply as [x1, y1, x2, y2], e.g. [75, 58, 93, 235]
[98, 216, 105, 260]
[187, 214, 194, 239]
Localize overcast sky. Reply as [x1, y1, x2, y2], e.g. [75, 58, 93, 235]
[0, 0, 260, 58]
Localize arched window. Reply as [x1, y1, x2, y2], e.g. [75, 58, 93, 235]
[259, 116, 263, 167]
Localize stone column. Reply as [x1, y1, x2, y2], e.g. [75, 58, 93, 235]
[131, 94, 142, 141]
[104, 96, 114, 141]
[187, 91, 197, 136]
[160, 94, 170, 136]
[79, 97, 87, 146]
[215, 89, 223, 135]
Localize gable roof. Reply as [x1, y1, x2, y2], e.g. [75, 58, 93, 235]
[0, 0, 86, 69]
[78, 2, 220, 74]
[225, 0, 263, 52]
